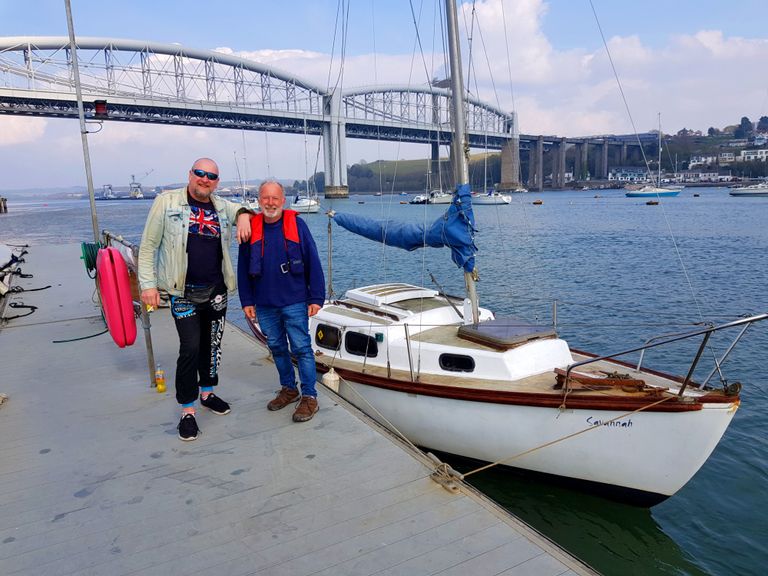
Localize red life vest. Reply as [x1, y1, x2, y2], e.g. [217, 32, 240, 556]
[247, 210, 303, 277]
[249, 209, 300, 244]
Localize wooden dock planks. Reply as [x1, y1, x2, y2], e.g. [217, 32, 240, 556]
[0, 244, 596, 576]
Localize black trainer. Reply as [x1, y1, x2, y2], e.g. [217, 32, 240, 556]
[200, 393, 231, 415]
[178, 413, 199, 441]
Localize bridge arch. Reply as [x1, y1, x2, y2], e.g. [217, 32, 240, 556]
[0, 36, 520, 194]
[0, 36, 328, 112]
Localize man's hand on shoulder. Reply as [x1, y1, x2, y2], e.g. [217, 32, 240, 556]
[236, 212, 252, 243]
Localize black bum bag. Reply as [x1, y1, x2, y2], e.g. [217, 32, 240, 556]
[184, 284, 217, 304]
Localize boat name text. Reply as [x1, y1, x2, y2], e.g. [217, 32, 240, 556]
[586, 416, 633, 428]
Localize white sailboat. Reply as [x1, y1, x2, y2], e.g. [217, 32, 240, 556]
[428, 190, 453, 204]
[247, 0, 766, 505]
[425, 169, 451, 204]
[471, 190, 512, 204]
[290, 193, 320, 213]
[626, 114, 679, 198]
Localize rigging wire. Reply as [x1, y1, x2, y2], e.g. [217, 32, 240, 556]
[459, 0, 547, 318]
[589, 0, 722, 379]
[587, 0, 653, 179]
[499, 0, 517, 114]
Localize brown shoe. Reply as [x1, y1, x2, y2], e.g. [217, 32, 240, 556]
[267, 387, 300, 411]
[292, 396, 319, 422]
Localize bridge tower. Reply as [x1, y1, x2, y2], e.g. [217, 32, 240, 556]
[322, 90, 349, 198]
[498, 112, 521, 192]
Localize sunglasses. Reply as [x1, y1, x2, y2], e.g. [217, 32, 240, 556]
[191, 168, 219, 181]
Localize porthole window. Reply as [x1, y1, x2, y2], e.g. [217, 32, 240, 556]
[439, 353, 475, 373]
[315, 324, 341, 350]
[345, 331, 378, 357]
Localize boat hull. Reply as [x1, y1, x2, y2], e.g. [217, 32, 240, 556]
[333, 376, 736, 501]
[625, 190, 680, 198]
[472, 193, 512, 204]
[290, 198, 320, 213]
[729, 190, 768, 197]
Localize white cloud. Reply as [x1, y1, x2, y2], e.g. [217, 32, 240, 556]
[3, 0, 768, 189]
[0, 117, 47, 146]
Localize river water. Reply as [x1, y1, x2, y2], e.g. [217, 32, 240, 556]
[2, 188, 766, 575]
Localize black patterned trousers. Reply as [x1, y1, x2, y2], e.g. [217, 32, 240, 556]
[170, 284, 228, 405]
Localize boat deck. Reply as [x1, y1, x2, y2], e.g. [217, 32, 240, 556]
[0, 244, 596, 576]
[319, 313, 685, 397]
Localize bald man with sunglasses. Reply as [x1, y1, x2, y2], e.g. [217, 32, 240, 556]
[138, 158, 251, 441]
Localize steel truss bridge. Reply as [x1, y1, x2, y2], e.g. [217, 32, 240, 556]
[0, 36, 527, 193]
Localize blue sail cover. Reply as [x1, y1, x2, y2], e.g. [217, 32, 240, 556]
[333, 183, 477, 272]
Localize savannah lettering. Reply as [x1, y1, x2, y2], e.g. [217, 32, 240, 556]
[586, 416, 633, 429]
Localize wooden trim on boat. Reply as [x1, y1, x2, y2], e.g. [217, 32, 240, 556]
[320, 364, 708, 412]
[245, 318, 736, 412]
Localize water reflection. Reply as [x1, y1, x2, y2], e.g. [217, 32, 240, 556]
[450, 457, 710, 576]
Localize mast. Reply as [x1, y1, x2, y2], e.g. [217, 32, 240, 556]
[64, 0, 99, 243]
[657, 112, 662, 187]
[445, 0, 479, 323]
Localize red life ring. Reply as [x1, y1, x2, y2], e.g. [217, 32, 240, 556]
[96, 247, 137, 348]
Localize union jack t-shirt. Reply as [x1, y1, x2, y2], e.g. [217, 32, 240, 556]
[185, 194, 225, 287]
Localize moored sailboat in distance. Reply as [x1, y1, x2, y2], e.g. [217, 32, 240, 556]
[471, 189, 512, 204]
[626, 114, 680, 198]
[246, 0, 767, 505]
[625, 185, 679, 198]
[290, 192, 320, 213]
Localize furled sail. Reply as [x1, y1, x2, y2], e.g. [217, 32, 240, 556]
[332, 184, 477, 272]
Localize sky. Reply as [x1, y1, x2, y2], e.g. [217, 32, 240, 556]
[1, 0, 767, 191]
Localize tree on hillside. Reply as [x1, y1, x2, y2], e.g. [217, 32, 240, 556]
[757, 116, 768, 133]
[734, 116, 754, 139]
[707, 127, 720, 137]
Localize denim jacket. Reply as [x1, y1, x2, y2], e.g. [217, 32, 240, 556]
[137, 187, 242, 296]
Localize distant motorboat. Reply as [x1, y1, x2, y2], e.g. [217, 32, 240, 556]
[729, 182, 768, 197]
[472, 190, 512, 205]
[409, 194, 429, 205]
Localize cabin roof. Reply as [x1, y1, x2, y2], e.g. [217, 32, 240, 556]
[345, 284, 438, 307]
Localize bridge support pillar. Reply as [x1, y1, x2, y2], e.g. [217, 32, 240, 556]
[620, 143, 628, 165]
[527, 136, 544, 191]
[498, 137, 521, 191]
[431, 141, 441, 189]
[498, 112, 521, 191]
[599, 141, 609, 179]
[553, 137, 567, 188]
[322, 91, 349, 198]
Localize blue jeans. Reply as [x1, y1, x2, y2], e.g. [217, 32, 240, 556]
[256, 302, 317, 397]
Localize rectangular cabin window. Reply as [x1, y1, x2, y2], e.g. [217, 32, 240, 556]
[315, 324, 341, 351]
[439, 353, 475, 373]
[345, 331, 378, 357]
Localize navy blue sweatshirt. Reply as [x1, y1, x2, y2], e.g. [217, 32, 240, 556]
[237, 215, 325, 308]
